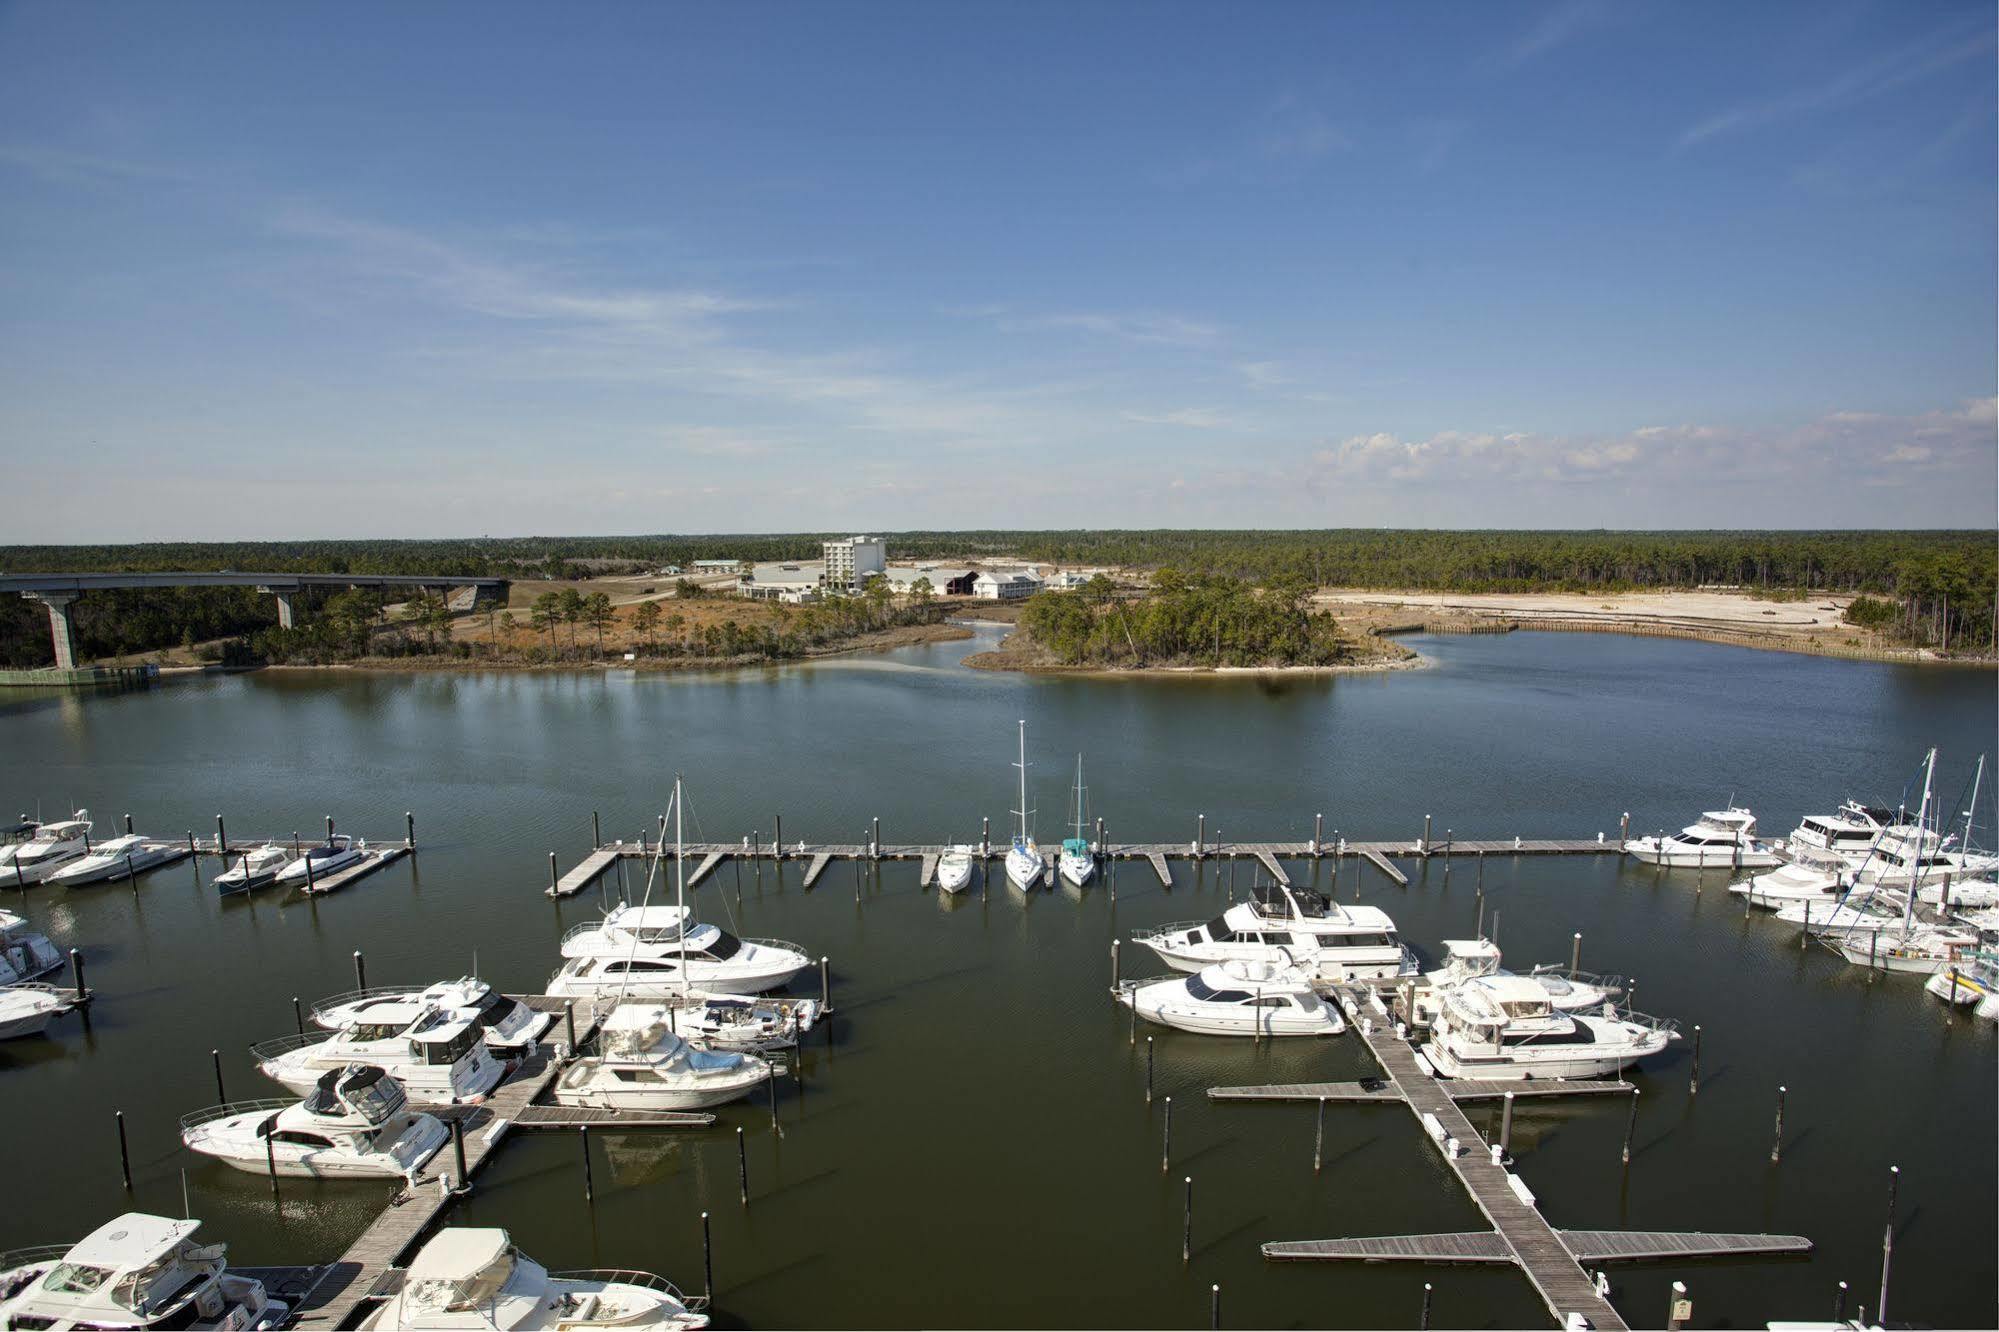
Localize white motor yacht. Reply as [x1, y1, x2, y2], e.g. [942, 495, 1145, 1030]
[214, 844, 291, 896]
[554, 1005, 775, 1110]
[549, 918, 809, 998]
[1004, 719, 1045, 890]
[1925, 953, 1999, 1009]
[1411, 939, 1622, 1026]
[1853, 833, 1997, 888]
[1423, 975, 1677, 1081]
[0, 984, 74, 1040]
[1730, 845, 1855, 910]
[254, 1003, 502, 1104]
[313, 977, 553, 1056]
[1784, 801, 1895, 865]
[935, 845, 975, 894]
[672, 993, 822, 1050]
[0, 907, 64, 984]
[0, 813, 92, 886]
[1116, 957, 1345, 1037]
[1134, 883, 1416, 981]
[1774, 897, 1903, 936]
[1917, 878, 1999, 909]
[1624, 807, 1781, 868]
[181, 1063, 447, 1181]
[47, 833, 180, 887]
[274, 833, 366, 888]
[361, 1228, 707, 1329]
[0, 1213, 287, 1329]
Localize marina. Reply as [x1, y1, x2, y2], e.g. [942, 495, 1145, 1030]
[2, 627, 1994, 1329]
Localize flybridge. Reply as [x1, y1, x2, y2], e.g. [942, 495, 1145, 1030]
[0, 570, 511, 668]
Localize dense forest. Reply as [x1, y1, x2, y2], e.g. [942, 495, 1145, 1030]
[3, 529, 1992, 664]
[1018, 571, 1363, 668]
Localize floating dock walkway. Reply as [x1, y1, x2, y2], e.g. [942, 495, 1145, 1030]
[1236, 989, 1809, 1330]
[542, 834, 1623, 897]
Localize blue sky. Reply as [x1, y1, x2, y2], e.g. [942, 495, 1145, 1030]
[1, 0, 1993, 539]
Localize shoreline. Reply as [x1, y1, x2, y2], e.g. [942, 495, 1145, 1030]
[960, 652, 1430, 678]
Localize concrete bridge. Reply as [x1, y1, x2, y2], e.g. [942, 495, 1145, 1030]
[0, 571, 511, 668]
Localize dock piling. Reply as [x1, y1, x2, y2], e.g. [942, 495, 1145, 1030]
[1182, 1175, 1193, 1262]
[592, 810, 600, 849]
[565, 1001, 577, 1053]
[549, 852, 558, 894]
[1619, 812, 1629, 847]
[211, 1048, 226, 1105]
[354, 950, 367, 995]
[1500, 1091, 1515, 1160]
[1422, 813, 1432, 853]
[1420, 1282, 1433, 1330]
[1878, 1165, 1898, 1322]
[1161, 1096, 1171, 1173]
[1690, 1025, 1702, 1095]
[701, 1212, 713, 1305]
[452, 1116, 468, 1190]
[1111, 939, 1121, 987]
[70, 948, 87, 1002]
[579, 1125, 594, 1203]
[1770, 1086, 1786, 1163]
[1314, 813, 1323, 856]
[981, 816, 989, 857]
[1146, 1036, 1154, 1103]
[292, 996, 303, 1037]
[115, 1110, 131, 1189]
[767, 1065, 778, 1132]
[820, 957, 830, 1011]
[737, 1126, 749, 1205]
[216, 814, 226, 853]
[1621, 1087, 1639, 1165]
[1834, 1281, 1847, 1323]
[1196, 814, 1205, 858]
[1667, 1280, 1688, 1330]
[302, 849, 314, 892]
[266, 1123, 280, 1200]
[325, 814, 334, 841]
[1210, 1283, 1221, 1330]
[123, 812, 133, 834]
[1570, 933, 1582, 978]
[1314, 1097, 1325, 1173]
[405, 810, 415, 849]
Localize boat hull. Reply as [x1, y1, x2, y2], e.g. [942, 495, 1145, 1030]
[935, 859, 974, 894]
[553, 1064, 769, 1110]
[1121, 986, 1341, 1038]
[1623, 839, 1781, 869]
[1005, 848, 1044, 890]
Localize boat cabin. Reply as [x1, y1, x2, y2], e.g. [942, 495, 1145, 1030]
[9, 1214, 226, 1326]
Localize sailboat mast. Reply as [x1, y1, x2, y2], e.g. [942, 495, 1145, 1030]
[675, 773, 688, 997]
[1073, 754, 1086, 839]
[1016, 719, 1029, 841]
[1902, 749, 1935, 934]
[1961, 754, 1985, 853]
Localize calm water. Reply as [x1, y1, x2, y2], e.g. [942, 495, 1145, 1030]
[1, 629, 1993, 1330]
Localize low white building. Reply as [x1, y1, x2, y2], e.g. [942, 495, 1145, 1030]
[692, 559, 742, 574]
[973, 571, 1039, 601]
[739, 562, 823, 604]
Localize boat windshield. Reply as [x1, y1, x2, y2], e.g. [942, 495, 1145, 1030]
[41, 1262, 116, 1297]
[1185, 976, 1250, 1003]
[407, 1250, 516, 1313]
[700, 931, 745, 962]
[1203, 915, 1236, 943]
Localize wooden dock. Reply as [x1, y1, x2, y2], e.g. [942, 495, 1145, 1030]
[1360, 848, 1409, 886]
[1144, 852, 1172, 885]
[512, 1103, 716, 1130]
[684, 851, 724, 887]
[299, 847, 410, 896]
[1264, 1230, 1810, 1265]
[802, 852, 832, 888]
[1250, 846, 1290, 885]
[1208, 1078, 1632, 1104]
[548, 844, 623, 897]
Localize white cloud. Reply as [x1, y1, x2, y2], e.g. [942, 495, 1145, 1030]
[1034, 311, 1220, 345]
[1122, 408, 1236, 430]
[1237, 361, 1290, 389]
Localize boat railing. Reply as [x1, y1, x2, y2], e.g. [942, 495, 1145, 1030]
[745, 936, 806, 955]
[179, 1098, 296, 1133]
[1526, 963, 1629, 992]
[1614, 1008, 1681, 1038]
[5, 980, 77, 1003]
[551, 1268, 705, 1313]
[249, 1029, 335, 1060]
[1136, 920, 1208, 941]
[306, 985, 425, 1019]
[0, 1242, 73, 1273]
[559, 919, 619, 949]
[1111, 973, 1182, 998]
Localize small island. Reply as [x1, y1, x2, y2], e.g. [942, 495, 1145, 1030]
[963, 570, 1416, 675]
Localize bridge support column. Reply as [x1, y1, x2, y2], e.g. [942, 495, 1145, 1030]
[25, 592, 81, 669]
[257, 586, 297, 629]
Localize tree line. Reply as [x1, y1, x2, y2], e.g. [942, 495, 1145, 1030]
[1019, 571, 1360, 668]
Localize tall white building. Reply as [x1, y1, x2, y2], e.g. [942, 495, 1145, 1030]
[822, 536, 886, 592]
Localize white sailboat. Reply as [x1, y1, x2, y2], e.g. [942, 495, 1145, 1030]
[1835, 749, 1979, 976]
[1059, 754, 1096, 888]
[1004, 719, 1045, 890]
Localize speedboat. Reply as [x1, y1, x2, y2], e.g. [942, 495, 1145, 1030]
[1004, 719, 1045, 890]
[274, 833, 366, 888]
[214, 844, 291, 896]
[1836, 927, 1980, 976]
[254, 1003, 503, 1104]
[360, 1227, 707, 1329]
[935, 845, 975, 894]
[672, 993, 821, 1050]
[1624, 808, 1781, 868]
[0, 1212, 287, 1329]
[1411, 939, 1621, 1026]
[0, 812, 92, 886]
[1058, 754, 1096, 888]
[1134, 883, 1416, 981]
[1925, 953, 1999, 1009]
[554, 1005, 775, 1110]
[47, 833, 180, 886]
[0, 907, 64, 983]
[181, 1064, 447, 1181]
[1116, 958, 1344, 1037]
[1423, 975, 1677, 1081]
[1730, 845, 1856, 910]
[549, 909, 810, 998]
[0, 984, 74, 1040]
[313, 977, 553, 1056]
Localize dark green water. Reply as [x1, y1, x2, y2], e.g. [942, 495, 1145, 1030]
[1, 629, 1993, 1330]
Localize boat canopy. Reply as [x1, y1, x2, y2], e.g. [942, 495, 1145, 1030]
[402, 1228, 517, 1312]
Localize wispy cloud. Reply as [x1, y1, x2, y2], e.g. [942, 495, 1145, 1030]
[1028, 311, 1220, 346]
[1237, 361, 1291, 390]
[0, 142, 199, 186]
[1122, 407, 1237, 430]
[1498, 0, 1608, 68]
[1677, 20, 1996, 149]
[1257, 94, 1350, 160]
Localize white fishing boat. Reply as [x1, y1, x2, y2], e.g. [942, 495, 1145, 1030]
[214, 844, 291, 896]
[1133, 883, 1416, 981]
[47, 832, 180, 886]
[1116, 957, 1344, 1037]
[1410, 939, 1621, 1026]
[0, 984, 74, 1040]
[554, 1004, 775, 1110]
[0, 1213, 287, 1329]
[1005, 719, 1045, 890]
[254, 1003, 503, 1104]
[312, 977, 553, 1055]
[1730, 845, 1855, 909]
[1925, 953, 1999, 1009]
[274, 833, 366, 887]
[1623, 807, 1782, 868]
[0, 907, 64, 984]
[1423, 975, 1677, 1081]
[181, 1064, 447, 1181]
[0, 811, 91, 886]
[935, 844, 975, 894]
[1059, 754, 1096, 888]
[361, 1228, 707, 1329]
